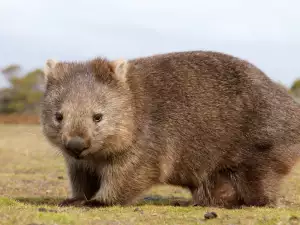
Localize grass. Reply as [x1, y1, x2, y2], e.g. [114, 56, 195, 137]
[0, 114, 39, 124]
[0, 124, 300, 224]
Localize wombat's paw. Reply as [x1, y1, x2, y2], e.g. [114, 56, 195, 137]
[82, 199, 107, 208]
[58, 197, 85, 207]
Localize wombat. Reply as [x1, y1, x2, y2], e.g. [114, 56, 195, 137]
[41, 51, 300, 208]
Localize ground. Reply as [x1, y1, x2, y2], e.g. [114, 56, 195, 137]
[0, 125, 300, 225]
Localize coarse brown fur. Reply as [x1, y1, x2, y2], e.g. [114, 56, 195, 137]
[41, 51, 300, 208]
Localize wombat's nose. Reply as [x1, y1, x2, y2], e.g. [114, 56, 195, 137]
[65, 136, 88, 155]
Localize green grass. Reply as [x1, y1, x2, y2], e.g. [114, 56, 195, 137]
[0, 124, 300, 224]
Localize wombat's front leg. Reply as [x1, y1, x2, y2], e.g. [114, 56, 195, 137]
[82, 161, 158, 207]
[59, 161, 101, 207]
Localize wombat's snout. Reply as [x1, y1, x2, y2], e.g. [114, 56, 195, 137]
[65, 136, 90, 156]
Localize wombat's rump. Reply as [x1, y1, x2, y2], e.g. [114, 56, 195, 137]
[41, 51, 300, 208]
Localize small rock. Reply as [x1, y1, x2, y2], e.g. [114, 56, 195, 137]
[57, 176, 64, 180]
[133, 207, 144, 214]
[38, 207, 47, 212]
[204, 211, 218, 220]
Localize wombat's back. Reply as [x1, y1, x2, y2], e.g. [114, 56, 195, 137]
[127, 51, 300, 183]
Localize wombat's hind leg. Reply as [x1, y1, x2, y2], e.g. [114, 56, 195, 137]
[192, 170, 243, 208]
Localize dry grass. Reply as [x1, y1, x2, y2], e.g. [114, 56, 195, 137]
[0, 114, 39, 124]
[0, 124, 300, 224]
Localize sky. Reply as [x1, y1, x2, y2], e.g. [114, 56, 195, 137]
[0, 0, 299, 87]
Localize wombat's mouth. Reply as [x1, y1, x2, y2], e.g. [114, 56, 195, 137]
[63, 147, 82, 160]
[61, 146, 88, 160]
[66, 148, 95, 160]
[79, 149, 93, 159]
[62, 145, 100, 161]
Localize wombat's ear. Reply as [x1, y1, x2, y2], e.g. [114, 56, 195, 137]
[110, 59, 129, 83]
[43, 59, 58, 82]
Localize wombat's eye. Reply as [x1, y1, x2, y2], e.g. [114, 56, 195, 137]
[93, 113, 103, 123]
[55, 112, 63, 122]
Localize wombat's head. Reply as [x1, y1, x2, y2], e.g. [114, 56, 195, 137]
[41, 58, 135, 160]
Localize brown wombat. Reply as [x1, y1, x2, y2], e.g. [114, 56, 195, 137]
[41, 51, 300, 208]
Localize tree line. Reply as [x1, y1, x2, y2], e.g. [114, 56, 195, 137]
[1, 64, 300, 114]
[0, 65, 44, 114]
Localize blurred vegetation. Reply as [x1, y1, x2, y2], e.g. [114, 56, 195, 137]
[0, 63, 300, 116]
[291, 79, 300, 99]
[0, 64, 44, 114]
